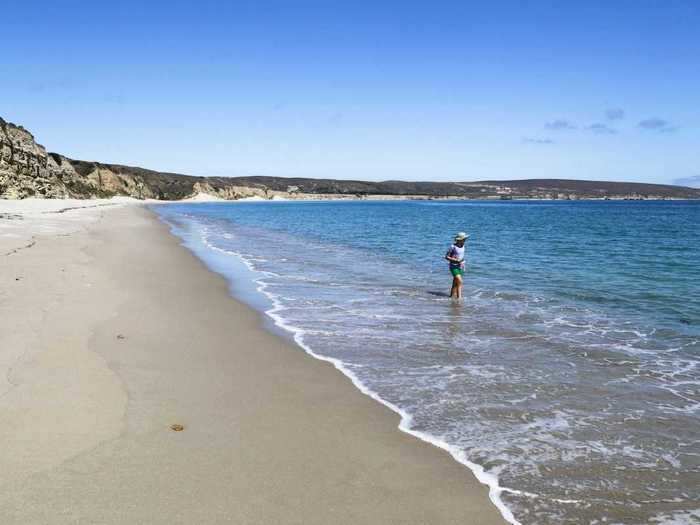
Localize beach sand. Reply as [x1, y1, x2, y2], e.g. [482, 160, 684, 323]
[0, 202, 505, 524]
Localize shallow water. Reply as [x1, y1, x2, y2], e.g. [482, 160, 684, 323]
[154, 200, 700, 524]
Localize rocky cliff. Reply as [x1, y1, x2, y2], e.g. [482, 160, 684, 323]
[2, 117, 699, 201]
[0, 118, 272, 200]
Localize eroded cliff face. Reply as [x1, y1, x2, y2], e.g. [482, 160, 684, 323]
[191, 181, 268, 200]
[0, 118, 268, 200]
[0, 119, 69, 198]
[0, 119, 365, 201]
[0, 118, 158, 199]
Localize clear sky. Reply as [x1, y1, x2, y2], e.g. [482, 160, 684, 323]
[2, 0, 698, 184]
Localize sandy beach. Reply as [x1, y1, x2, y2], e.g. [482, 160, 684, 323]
[0, 201, 504, 524]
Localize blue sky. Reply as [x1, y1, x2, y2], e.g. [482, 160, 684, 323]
[2, 1, 698, 184]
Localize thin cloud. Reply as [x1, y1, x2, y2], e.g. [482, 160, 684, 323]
[638, 117, 668, 129]
[587, 123, 617, 135]
[545, 119, 576, 131]
[672, 175, 700, 188]
[27, 78, 71, 93]
[606, 108, 625, 120]
[103, 93, 126, 105]
[638, 117, 676, 132]
[523, 137, 555, 144]
[327, 112, 343, 126]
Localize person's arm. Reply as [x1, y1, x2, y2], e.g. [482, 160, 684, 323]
[445, 247, 460, 263]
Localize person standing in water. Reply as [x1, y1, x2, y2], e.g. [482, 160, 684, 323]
[445, 232, 469, 298]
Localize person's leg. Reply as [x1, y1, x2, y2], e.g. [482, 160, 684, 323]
[455, 274, 463, 298]
[450, 276, 458, 298]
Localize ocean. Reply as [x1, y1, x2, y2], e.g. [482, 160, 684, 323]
[153, 200, 699, 525]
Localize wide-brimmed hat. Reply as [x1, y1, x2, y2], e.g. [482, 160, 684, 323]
[454, 232, 469, 241]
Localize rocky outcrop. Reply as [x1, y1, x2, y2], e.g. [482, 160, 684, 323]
[2, 116, 699, 201]
[0, 118, 263, 200]
[1, 119, 69, 198]
[191, 181, 268, 200]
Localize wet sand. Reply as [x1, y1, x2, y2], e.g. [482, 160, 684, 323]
[0, 203, 506, 524]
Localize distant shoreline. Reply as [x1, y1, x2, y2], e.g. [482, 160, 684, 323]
[3, 194, 698, 206]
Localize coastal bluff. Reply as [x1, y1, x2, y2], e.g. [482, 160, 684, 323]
[2, 117, 699, 201]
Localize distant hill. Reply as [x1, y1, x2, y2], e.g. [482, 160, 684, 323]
[2, 116, 699, 201]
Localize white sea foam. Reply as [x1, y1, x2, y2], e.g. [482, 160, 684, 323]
[258, 282, 523, 525]
[649, 509, 700, 524]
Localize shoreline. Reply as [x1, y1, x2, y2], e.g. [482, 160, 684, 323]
[155, 203, 520, 523]
[0, 202, 506, 524]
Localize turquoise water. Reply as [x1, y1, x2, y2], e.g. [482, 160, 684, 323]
[154, 200, 699, 524]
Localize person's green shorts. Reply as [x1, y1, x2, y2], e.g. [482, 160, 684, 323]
[450, 267, 464, 277]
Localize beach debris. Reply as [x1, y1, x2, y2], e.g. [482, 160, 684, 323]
[116, 334, 126, 340]
[170, 424, 185, 432]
